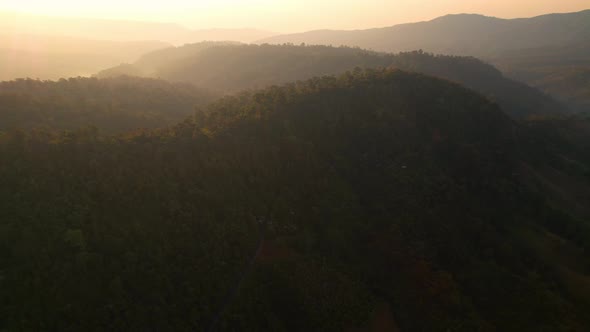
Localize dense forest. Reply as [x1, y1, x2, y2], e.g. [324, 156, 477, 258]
[2, 69, 589, 331]
[0, 76, 215, 133]
[97, 43, 565, 118]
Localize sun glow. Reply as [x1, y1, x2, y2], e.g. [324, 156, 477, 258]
[0, 0, 588, 31]
[0, 0, 213, 18]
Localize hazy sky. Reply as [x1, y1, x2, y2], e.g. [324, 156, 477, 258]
[0, 0, 588, 32]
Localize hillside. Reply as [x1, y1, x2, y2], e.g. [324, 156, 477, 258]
[529, 68, 590, 112]
[97, 43, 565, 118]
[0, 76, 215, 133]
[1, 69, 589, 331]
[257, 10, 590, 112]
[488, 42, 590, 112]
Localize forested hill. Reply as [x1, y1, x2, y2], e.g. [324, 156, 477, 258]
[2, 69, 589, 331]
[97, 43, 565, 118]
[0, 76, 215, 133]
[256, 10, 590, 113]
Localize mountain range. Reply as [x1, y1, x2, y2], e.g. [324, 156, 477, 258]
[3, 9, 589, 113]
[0, 12, 276, 44]
[0, 12, 276, 80]
[1, 10, 590, 331]
[257, 10, 590, 57]
[96, 43, 565, 118]
[258, 9, 590, 111]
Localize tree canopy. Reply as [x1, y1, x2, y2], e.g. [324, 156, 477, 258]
[1, 69, 589, 331]
[0, 76, 215, 133]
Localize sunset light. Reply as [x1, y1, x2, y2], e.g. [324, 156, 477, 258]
[0, 0, 588, 31]
[1, 1, 590, 330]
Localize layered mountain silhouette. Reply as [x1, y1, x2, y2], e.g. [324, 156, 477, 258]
[2, 8, 590, 332]
[97, 43, 565, 118]
[257, 10, 590, 57]
[258, 10, 590, 111]
[0, 12, 276, 81]
[0, 33, 170, 80]
[0, 12, 276, 44]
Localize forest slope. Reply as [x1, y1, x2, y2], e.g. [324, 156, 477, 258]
[1, 69, 589, 331]
[0, 76, 215, 133]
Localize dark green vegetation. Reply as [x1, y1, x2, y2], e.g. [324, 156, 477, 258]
[98, 43, 564, 118]
[258, 10, 590, 113]
[0, 76, 214, 134]
[1, 69, 589, 331]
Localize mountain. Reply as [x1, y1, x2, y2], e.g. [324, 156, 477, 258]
[257, 10, 590, 112]
[2, 69, 589, 331]
[257, 10, 590, 57]
[0, 12, 276, 44]
[0, 76, 215, 133]
[97, 43, 565, 118]
[0, 12, 276, 81]
[0, 33, 170, 80]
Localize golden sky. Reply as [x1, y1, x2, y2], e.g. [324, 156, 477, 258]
[0, 0, 588, 32]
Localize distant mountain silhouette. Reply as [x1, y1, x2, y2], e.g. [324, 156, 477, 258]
[257, 10, 590, 112]
[257, 10, 590, 57]
[0, 12, 276, 44]
[0, 33, 169, 80]
[0, 12, 276, 81]
[97, 43, 565, 118]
